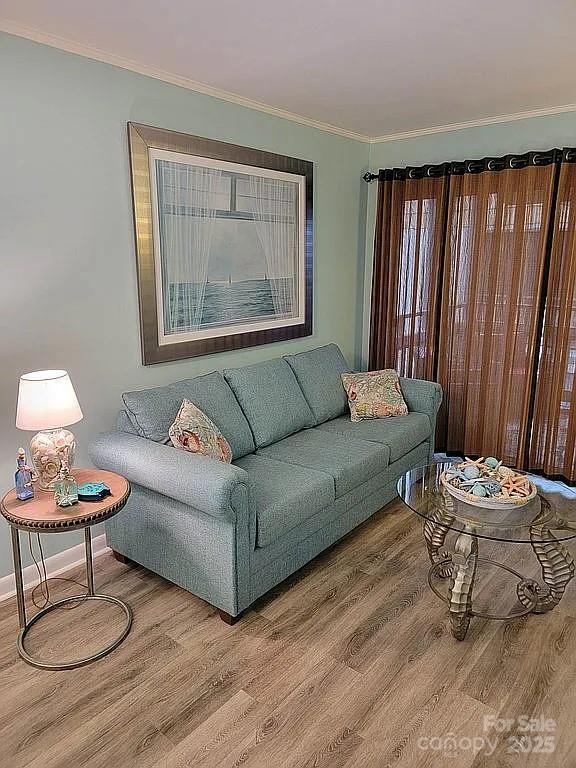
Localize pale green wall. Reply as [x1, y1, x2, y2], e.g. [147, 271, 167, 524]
[0, 32, 370, 578]
[361, 112, 576, 364]
[2, 29, 574, 583]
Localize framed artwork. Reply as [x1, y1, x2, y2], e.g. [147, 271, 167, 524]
[127, 122, 313, 364]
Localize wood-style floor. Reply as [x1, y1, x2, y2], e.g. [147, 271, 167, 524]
[1, 498, 576, 768]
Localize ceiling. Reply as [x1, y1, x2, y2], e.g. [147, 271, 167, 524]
[2, 0, 576, 140]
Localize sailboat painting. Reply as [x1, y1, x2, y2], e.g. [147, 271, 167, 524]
[128, 122, 313, 364]
[165, 214, 297, 333]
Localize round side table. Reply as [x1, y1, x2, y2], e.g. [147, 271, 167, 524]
[1, 468, 132, 670]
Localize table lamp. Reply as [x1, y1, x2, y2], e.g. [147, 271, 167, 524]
[16, 370, 83, 491]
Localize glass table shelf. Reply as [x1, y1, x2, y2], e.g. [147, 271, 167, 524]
[397, 462, 576, 640]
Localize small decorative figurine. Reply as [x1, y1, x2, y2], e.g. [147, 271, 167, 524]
[15, 448, 34, 501]
[54, 459, 79, 507]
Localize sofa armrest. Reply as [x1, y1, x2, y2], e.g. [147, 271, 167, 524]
[399, 378, 443, 422]
[89, 432, 249, 520]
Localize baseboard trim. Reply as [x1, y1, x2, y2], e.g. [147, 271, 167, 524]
[0, 534, 109, 603]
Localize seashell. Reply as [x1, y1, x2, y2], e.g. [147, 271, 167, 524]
[43, 461, 60, 480]
[483, 480, 502, 495]
[463, 465, 481, 480]
[471, 483, 487, 497]
[445, 468, 466, 482]
[484, 457, 499, 468]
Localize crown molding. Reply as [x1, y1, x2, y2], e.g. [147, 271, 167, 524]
[0, 20, 371, 143]
[3, 19, 576, 146]
[368, 103, 576, 143]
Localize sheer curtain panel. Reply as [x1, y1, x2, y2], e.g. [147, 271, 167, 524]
[369, 171, 448, 380]
[438, 164, 555, 465]
[531, 158, 576, 480]
[369, 149, 576, 481]
[157, 161, 223, 333]
[248, 175, 298, 319]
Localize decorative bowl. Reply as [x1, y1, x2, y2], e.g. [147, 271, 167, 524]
[440, 458, 537, 508]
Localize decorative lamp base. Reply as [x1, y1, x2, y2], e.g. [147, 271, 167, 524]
[30, 428, 76, 491]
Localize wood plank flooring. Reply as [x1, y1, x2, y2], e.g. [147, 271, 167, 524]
[1, 498, 575, 767]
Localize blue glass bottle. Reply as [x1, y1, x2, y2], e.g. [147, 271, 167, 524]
[15, 447, 34, 501]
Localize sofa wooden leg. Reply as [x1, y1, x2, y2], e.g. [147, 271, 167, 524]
[112, 550, 132, 565]
[218, 609, 242, 625]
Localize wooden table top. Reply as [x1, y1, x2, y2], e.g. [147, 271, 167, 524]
[0, 469, 130, 531]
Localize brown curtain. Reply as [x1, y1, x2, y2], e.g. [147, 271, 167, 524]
[370, 173, 448, 380]
[438, 165, 555, 466]
[530, 162, 576, 479]
[369, 150, 576, 481]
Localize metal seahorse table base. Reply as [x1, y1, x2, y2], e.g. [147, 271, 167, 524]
[424, 522, 575, 640]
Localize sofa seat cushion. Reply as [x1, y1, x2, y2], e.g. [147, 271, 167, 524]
[284, 344, 350, 425]
[257, 430, 389, 498]
[122, 372, 254, 460]
[224, 359, 314, 448]
[234, 454, 334, 548]
[314, 412, 431, 462]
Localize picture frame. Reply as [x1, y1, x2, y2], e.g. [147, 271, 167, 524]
[127, 122, 313, 365]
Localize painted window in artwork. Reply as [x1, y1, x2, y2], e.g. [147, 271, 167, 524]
[150, 152, 305, 344]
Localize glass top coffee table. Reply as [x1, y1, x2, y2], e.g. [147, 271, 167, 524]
[398, 462, 576, 640]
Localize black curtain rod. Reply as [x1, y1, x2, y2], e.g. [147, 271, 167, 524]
[363, 147, 576, 182]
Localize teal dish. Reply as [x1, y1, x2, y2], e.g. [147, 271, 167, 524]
[78, 482, 111, 501]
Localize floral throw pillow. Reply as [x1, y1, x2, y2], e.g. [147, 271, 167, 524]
[169, 399, 232, 463]
[341, 370, 408, 422]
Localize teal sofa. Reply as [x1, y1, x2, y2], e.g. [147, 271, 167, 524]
[89, 344, 441, 623]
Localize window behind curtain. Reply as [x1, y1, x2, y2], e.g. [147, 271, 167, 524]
[370, 175, 448, 380]
[369, 151, 576, 480]
[530, 163, 576, 478]
[437, 165, 556, 465]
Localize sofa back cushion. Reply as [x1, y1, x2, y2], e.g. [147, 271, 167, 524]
[122, 372, 255, 459]
[224, 359, 314, 448]
[284, 344, 350, 425]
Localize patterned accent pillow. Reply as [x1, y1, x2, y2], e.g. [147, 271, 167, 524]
[341, 370, 408, 422]
[169, 399, 232, 463]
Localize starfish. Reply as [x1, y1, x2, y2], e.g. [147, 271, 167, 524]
[458, 457, 486, 470]
[500, 474, 531, 497]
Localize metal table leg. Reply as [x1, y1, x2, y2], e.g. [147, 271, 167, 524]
[10, 527, 26, 630]
[11, 525, 133, 671]
[85, 526, 95, 596]
[517, 524, 576, 613]
[447, 527, 478, 641]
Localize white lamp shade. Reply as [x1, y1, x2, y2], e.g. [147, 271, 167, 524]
[16, 370, 83, 431]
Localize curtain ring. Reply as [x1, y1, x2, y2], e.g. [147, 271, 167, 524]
[408, 168, 417, 179]
[466, 161, 484, 173]
[487, 160, 497, 171]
